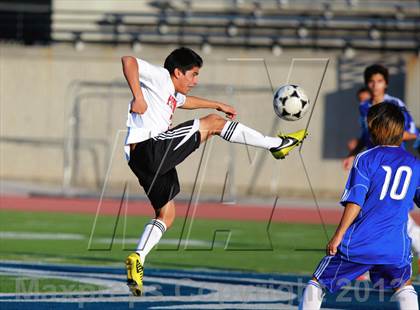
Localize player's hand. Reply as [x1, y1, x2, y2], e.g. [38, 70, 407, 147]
[217, 103, 237, 120]
[342, 156, 355, 171]
[326, 235, 342, 256]
[130, 97, 148, 114]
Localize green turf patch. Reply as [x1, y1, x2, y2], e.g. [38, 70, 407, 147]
[0, 210, 418, 276]
[0, 275, 105, 293]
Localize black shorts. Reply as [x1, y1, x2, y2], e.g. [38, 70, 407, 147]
[128, 119, 201, 210]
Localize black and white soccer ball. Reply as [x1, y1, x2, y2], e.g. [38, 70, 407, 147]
[273, 84, 310, 121]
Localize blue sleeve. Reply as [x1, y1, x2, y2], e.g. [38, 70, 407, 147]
[340, 153, 371, 208]
[415, 188, 420, 208]
[358, 103, 370, 145]
[395, 99, 418, 135]
[402, 109, 418, 135]
[415, 171, 420, 208]
[360, 125, 369, 147]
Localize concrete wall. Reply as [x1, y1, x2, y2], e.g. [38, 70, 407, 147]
[0, 43, 418, 198]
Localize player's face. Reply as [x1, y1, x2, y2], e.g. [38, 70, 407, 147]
[358, 91, 371, 103]
[176, 66, 200, 94]
[367, 73, 387, 98]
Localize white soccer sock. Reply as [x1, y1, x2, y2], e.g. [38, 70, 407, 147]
[299, 280, 325, 310]
[135, 219, 167, 265]
[220, 121, 283, 150]
[408, 214, 420, 257]
[393, 285, 419, 310]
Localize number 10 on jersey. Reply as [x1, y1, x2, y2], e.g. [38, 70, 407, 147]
[380, 165, 412, 200]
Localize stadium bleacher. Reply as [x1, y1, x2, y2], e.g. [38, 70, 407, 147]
[1, 0, 418, 53]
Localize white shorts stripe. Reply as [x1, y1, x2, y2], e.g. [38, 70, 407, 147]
[173, 119, 200, 150]
[153, 127, 192, 140]
[314, 256, 333, 279]
[154, 133, 190, 140]
[314, 257, 329, 278]
[157, 127, 192, 137]
[150, 120, 199, 147]
[156, 131, 190, 139]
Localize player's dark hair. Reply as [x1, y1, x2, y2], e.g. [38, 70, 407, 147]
[164, 47, 203, 75]
[364, 64, 389, 85]
[367, 102, 404, 146]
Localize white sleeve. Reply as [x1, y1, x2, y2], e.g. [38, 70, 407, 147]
[136, 58, 166, 85]
[175, 92, 187, 107]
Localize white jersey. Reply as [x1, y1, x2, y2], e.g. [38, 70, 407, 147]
[124, 58, 186, 159]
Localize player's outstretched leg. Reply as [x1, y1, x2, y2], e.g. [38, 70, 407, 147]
[199, 114, 308, 159]
[126, 200, 175, 296]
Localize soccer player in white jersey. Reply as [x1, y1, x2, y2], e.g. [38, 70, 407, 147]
[121, 47, 307, 296]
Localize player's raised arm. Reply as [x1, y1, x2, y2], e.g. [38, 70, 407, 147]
[403, 131, 418, 141]
[121, 56, 148, 114]
[181, 96, 237, 119]
[343, 138, 367, 170]
[399, 101, 418, 141]
[402, 117, 418, 141]
[327, 203, 361, 256]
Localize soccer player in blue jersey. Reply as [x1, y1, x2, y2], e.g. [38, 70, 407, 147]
[342, 64, 420, 275]
[300, 103, 419, 310]
[343, 64, 418, 170]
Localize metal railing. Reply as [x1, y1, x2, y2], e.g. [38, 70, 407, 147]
[63, 80, 129, 191]
[51, 7, 419, 52]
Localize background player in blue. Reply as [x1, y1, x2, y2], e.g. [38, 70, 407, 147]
[343, 64, 418, 170]
[300, 103, 419, 310]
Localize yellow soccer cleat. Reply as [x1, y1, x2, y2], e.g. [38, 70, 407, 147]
[125, 252, 144, 296]
[270, 129, 308, 159]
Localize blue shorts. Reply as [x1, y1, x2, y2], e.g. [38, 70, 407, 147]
[313, 255, 412, 293]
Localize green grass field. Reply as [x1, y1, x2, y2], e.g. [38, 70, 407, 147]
[0, 210, 418, 276]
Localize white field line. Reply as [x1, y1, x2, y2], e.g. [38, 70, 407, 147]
[0, 231, 222, 246]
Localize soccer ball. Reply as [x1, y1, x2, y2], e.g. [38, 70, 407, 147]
[273, 84, 310, 121]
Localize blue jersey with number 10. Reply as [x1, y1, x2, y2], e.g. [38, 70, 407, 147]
[340, 146, 420, 266]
